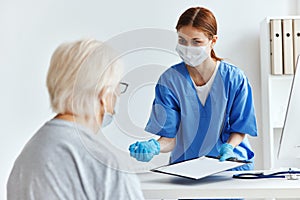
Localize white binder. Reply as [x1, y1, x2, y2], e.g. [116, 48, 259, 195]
[282, 19, 294, 74]
[151, 156, 247, 180]
[293, 19, 300, 71]
[270, 19, 283, 75]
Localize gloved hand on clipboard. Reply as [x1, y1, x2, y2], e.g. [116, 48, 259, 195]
[219, 143, 236, 162]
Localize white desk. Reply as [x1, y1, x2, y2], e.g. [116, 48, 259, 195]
[139, 171, 300, 199]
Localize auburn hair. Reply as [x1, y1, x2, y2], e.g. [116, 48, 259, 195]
[176, 7, 222, 61]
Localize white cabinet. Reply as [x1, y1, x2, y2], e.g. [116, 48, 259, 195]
[260, 17, 300, 169]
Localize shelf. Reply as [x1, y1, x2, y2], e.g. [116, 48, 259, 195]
[260, 16, 300, 169]
[268, 74, 294, 79]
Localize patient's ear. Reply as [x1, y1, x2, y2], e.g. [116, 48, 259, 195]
[97, 88, 109, 121]
[98, 87, 115, 114]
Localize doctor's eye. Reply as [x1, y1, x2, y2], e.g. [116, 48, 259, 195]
[191, 40, 203, 46]
[178, 37, 187, 45]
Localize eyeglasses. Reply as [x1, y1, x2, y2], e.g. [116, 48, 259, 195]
[119, 82, 128, 94]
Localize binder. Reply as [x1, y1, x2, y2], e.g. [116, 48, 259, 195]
[270, 19, 283, 75]
[151, 156, 247, 180]
[293, 19, 300, 71]
[282, 19, 294, 74]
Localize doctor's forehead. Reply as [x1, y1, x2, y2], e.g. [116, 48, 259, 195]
[177, 26, 208, 40]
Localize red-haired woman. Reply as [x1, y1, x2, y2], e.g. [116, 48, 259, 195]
[129, 7, 257, 171]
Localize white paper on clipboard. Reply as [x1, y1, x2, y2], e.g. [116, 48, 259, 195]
[151, 156, 247, 180]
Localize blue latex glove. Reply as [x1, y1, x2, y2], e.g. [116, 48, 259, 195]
[128, 139, 160, 162]
[219, 143, 236, 162]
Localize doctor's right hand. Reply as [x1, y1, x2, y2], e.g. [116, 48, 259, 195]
[128, 139, 160, 162]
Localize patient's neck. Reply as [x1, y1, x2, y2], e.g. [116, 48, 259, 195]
[55, 113, 99, 133]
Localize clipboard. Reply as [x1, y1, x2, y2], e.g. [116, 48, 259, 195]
[151, 156, 249, 180]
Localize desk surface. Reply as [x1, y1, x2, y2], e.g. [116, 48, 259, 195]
[139, 171, 300, 199]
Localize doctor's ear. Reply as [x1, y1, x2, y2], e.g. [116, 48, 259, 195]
[211, 35, 218, 47]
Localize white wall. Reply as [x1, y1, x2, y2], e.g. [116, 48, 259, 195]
[0, 0, 298, 199]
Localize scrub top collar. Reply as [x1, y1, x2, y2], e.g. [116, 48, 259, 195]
[190, 61, 220, 105]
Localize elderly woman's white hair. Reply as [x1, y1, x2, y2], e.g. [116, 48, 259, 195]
[46, 39, 121, 126]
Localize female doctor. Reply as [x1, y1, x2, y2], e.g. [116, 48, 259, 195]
[129, 7, 258, 170]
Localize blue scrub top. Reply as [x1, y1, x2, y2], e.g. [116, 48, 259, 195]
[145, 61, 258, 170]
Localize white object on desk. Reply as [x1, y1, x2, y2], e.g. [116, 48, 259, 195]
[151, 156, 245, 180]
[139, 171, 300, 199]
[278, 55, 300, 159]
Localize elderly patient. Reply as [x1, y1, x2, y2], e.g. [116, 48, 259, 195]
[7, 39, 144, 200]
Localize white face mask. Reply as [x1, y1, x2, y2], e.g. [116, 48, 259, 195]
[102, 112, 113, 128]
[101, 97, 119, 128]
[175, 43, 209, 67]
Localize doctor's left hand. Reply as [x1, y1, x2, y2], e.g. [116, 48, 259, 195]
[219, 143, 236, 161]
[129, 139, 160, 162]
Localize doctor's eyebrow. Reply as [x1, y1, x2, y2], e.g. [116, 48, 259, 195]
[178, 36, 187, 40]
[178, 35, 204, 41]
